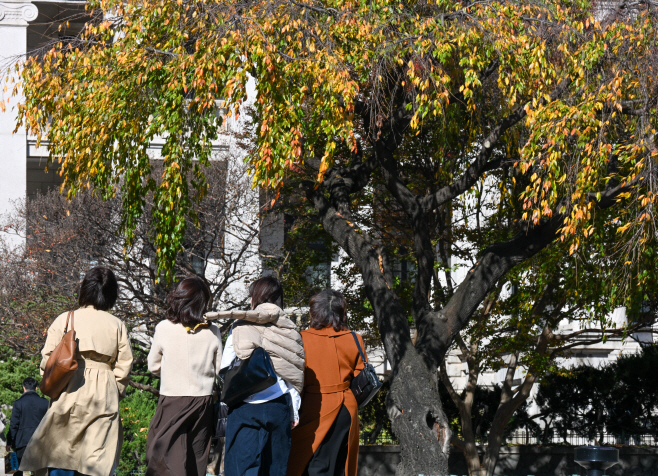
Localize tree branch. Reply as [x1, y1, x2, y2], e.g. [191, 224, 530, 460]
[129, 379, 160, 397]
[420, 77, 573, 212]
[415, 164, 637, 370]
[306, 185, 412, 369]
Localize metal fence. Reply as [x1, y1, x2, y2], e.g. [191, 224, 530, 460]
[504, 429, 658, 446]
[360, 431, 399, 445]
[359, 429, 658, 446]
[110, 430, 657, 475]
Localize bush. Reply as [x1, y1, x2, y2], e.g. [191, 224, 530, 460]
[537, 346, 658, 442]
[116, 388, 158, 476]
[0, 347, 43, 427]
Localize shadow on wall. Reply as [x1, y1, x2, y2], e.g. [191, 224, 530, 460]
[357, 446, 658, 476]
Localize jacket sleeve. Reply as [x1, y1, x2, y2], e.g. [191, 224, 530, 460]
[113, 321, 134, 399]
[205, 309, 280, 324]
[147, 326, 163, 377]
[39, 315, 65, 376]
[7, 400, 20, 448]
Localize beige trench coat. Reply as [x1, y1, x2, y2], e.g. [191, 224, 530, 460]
[20, 306, 133, 476]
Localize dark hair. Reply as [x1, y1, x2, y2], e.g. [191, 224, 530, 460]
[23, 377, 38, 391]
[309, 289, 348, 332]
[249, 276, 283, 310]
[78, 267, 118, 311]
[166, 276, 210, 327]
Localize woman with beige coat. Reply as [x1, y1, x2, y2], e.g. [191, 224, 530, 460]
[20, 267, 133, 476]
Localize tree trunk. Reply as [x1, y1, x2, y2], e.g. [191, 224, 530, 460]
[307, 140, 626, 474]
[440, 357, 485, 476]
[387, 350, 451, 475]
[481, 409, 512, 476]
[460, 416, 484, 476]
[481, 375, 538, 475]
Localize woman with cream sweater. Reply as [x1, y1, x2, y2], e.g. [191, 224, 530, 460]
[145, 276, 222, 476]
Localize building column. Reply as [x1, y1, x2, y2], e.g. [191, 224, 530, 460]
[0, 0, 38, 246]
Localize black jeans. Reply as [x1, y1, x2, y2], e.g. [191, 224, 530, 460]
[224, 394, 292, 476]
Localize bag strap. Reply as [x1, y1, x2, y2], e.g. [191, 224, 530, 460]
[64, 311, 74, 333]
[351, 331, 368, 364]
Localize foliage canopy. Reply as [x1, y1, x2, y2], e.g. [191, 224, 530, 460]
[16, 0, 658, 276]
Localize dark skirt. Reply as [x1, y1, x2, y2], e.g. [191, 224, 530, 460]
[146, 395, 214, 476]
[303, 405, 351, 476]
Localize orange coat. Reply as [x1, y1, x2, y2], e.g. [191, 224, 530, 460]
[288, 327, 365, 476]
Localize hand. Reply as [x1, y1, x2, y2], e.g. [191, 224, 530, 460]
[291, 419, 299, 429]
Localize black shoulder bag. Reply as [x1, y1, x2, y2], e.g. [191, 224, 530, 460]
[215, 402, 229, 438]
[350, 332, 383, 408]
[219, 347, 277, 408]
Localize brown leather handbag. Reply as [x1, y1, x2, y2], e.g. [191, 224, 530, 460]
[40, 311, 78, 399]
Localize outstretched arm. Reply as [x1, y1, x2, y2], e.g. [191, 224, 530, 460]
[205, 309, 282, 324]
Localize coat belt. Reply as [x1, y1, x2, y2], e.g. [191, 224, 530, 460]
[305, 381, 350, 394]
[77, 360, 112, 370]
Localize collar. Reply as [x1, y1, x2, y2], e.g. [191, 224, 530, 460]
[185, 321, 210, 333]
[304, 327, 353, 337]
[20, 390, 37, 398]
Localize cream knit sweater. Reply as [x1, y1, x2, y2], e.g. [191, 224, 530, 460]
[148, 319, 222, 396]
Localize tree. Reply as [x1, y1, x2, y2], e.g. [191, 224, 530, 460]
[440, 272, 657, 474]
[606, 346, 658, 438]
[14, 1, 658, 473]
[0, 154, 258, 366]
[436, 177, 658, 475]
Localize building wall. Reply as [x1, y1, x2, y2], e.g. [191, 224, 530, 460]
[0, 2, 37, 246]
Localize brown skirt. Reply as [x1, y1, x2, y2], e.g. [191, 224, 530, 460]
[146, 395, 214, 476]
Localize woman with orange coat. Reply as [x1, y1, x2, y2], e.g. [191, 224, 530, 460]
[288, 289, 365, 476]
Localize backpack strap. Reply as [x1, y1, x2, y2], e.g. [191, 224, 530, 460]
[351, 331, 368, 364]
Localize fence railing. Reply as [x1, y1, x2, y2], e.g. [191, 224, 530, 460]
[504, 429, 658, 446]
[359, 429, 658, 446]
[360, 431, 399, 445]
